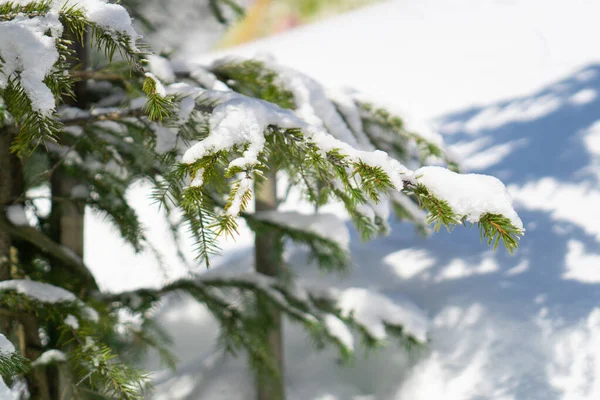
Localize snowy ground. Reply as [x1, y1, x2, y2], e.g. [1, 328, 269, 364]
[84, 0, 600, 399]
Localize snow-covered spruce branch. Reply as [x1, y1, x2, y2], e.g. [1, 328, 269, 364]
[57, 106, 147, 127]
[101, 272, 426, 367]
[0, 333, 29, 379]
[0, 280, 100, 324]
[66, 328, 150, 400]
[244, 210, 351, 273]
[168, 88, 523, 258]
[0, 216, 98, 288]
[0, 0, 143, 155]
[0, 280, 150, 399]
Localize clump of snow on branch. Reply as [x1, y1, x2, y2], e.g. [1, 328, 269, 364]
[145, 72, 167, 97]
[5, 205, 29, 226]
[0, 333, 15, 355]
[324, 314, 354, 351]
[64, 314, 80, 330]
[0, 0, 139, 115]
[256, 210, 350, 250]
[145, 55, 176, 83]
[0, 280, 77, 303]
[31, 350, 66, 367]
[182, 91, 410, 189]
[182, 93, 302, 169]
[415, 166, 524, 229]
[75, 0, 138, 47]
[0, 280, 98, 322]
[0, 14, 62, 115]
[180, 84, 523, 230]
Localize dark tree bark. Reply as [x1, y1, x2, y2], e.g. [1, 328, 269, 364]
[254, 169, 286, 400]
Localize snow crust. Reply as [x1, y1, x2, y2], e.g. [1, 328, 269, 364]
[0, 280, 76, 303]
[415, 166, 523, 229]
[255, 210, 350, 250]
[181, 92, 302, 168]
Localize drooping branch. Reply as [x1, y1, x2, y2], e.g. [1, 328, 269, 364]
[0, 218, 98, 290]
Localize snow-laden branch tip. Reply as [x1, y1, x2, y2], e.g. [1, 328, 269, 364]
[180, 90, 522, 236]
[414, 166, 523, 230]
[0, 0, 139, 116]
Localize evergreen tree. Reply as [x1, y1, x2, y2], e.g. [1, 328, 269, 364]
[0, 1, 523, 399]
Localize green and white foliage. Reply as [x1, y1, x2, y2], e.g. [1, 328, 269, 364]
[158, 55, 523, 261]
[146, 55, 524, 370]
[0, 1, 524, 398]
[0, 333, 29, 396]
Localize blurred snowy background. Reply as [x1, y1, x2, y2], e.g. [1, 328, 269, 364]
[86, 0, 600, 399]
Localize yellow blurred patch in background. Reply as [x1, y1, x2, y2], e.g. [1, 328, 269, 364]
[218, 0, 379, 47]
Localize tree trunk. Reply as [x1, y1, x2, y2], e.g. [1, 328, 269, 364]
[254, 170, 285, 400]
[0, 132, 12, 282]
[0, 131, 14, 338]
[19, 317, 52, 400]
[2, 132, 55, 400]
[46, 34, 88, 400]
